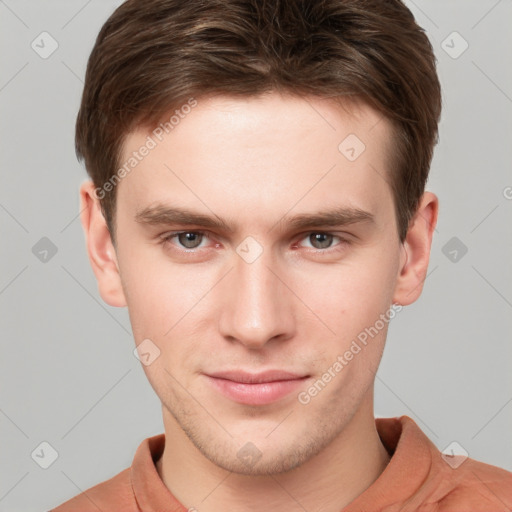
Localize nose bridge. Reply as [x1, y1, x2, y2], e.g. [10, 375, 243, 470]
[218, 243, 294, 348]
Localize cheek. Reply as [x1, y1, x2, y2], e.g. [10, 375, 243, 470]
[118, 248, 177, 340]
[120, 246, 217, 346]
[121, 253, 206, 391]
[305, 254, 398, 324]
[295, 247, 400, 376]
[301, 259, 397, 403]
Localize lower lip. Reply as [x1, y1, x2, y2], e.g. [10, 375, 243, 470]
[205, 376, 308, 405]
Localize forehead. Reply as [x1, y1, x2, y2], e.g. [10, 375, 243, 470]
[116, 93, 395, 229]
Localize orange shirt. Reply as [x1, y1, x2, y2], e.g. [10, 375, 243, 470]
[50, 415, 512, 511]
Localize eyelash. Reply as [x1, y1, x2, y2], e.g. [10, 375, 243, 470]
[158, 230, 351, 254]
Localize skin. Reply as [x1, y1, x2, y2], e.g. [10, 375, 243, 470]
[80, 92, 438, 512]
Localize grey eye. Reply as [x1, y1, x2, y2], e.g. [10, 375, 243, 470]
[177, 232, 204, 249]
[308, 233, 334, 249]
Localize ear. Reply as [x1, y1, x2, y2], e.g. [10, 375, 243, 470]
[79, 180, 127, 307]
[392, 191, 438, 306]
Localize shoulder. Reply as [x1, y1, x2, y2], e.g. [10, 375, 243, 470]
[49, 467, 136, 512]
[372, 416, 512, 511]
[434, 455, 512, 511]
[49, 433, 166, 512]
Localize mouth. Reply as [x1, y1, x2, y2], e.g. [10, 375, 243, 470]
[203, 370, 310, 406]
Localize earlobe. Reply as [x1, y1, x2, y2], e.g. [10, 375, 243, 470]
[80, 180, 127, 308]
[392, 192, 439, 306]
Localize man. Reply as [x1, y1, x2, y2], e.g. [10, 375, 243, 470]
[51, 0, 512, 510]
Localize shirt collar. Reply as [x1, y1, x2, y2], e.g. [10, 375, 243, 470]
[130, 415, 436, 511]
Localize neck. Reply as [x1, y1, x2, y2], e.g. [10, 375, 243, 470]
[155, 394, 390, 512]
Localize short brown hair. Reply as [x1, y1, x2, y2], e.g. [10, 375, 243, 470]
[76, 0, 441, 244]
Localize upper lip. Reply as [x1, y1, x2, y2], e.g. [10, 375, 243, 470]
[206, 370, 308, 384]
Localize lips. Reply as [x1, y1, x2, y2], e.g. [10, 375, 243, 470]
[204, 370, 309, 405]
[207, 370, 306, 383]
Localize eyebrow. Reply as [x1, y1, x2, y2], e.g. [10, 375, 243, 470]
[134, 204, 375, 233]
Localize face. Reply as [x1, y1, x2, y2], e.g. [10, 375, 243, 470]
[89, 93, 423, 475]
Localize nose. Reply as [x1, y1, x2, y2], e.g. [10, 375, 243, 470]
[217, 248, 296, 350]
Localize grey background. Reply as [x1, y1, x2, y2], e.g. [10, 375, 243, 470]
[1, 1, 511, 511]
